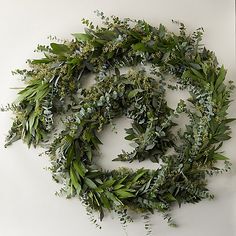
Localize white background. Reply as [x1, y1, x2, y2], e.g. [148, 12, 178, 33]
[0, 0, 235, 236]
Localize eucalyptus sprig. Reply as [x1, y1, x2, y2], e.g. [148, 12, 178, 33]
[3, 11, 235, 235]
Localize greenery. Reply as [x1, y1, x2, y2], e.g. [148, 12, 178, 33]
[3, 11, 235, 234]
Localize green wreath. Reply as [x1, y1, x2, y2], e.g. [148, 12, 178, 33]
[3, 11, 235, 231]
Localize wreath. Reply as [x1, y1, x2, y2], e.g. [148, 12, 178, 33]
[3, 11, 235, 233]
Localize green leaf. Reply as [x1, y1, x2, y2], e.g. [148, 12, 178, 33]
[213, 153, 229, 161]
[100, 179, 116, 188]
[105, 191, 123, 206]
[223, 118, 236, 124]
[132, 169, 147, 183]
[215, 66, 226, 90]
[144, 178, 152, 191]
[128, 89, 143, 98]
[35, 84, 50, 101]
[72, 33, 92, 42]
[182, 70, 208, 86]
[189, 63, 202, 70]
[50, 43, 69, 55]
[132, 43, 148, 52]
[86, 145, 92, 161]
[190, 68, 205, 80]
[116, 175, 129, 185]
[114, 183, 125, 190]
[16, 88, 36, 103]
[164, 193, 176, 202]
[125, 128, 134, 135]
[100, 194, 111, 209]
[33, 116, 39, 130]
[28, 113, 36, 133]
[70, 167, 80, 189]
[31, 58, 52, 64]
[114, 189, 135, 198]
[214, 134, 231, 142]
[124, 134, 136, 140]
[84, 177, 97, 189]
[66, 145, 75, 167]
[158, 24, 166, 38]
[96, 30, 117, 40]
[132, 122, 144, 134]
[93, 38, 107, 46]
[73, 161, 86, 177]
[128, 30, 142, 39]
[91, 135, 103, 145]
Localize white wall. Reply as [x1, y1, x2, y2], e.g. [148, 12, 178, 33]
[0, 0, 235, 236]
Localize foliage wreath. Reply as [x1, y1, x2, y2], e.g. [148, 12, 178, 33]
[3, 12, 235, 231]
